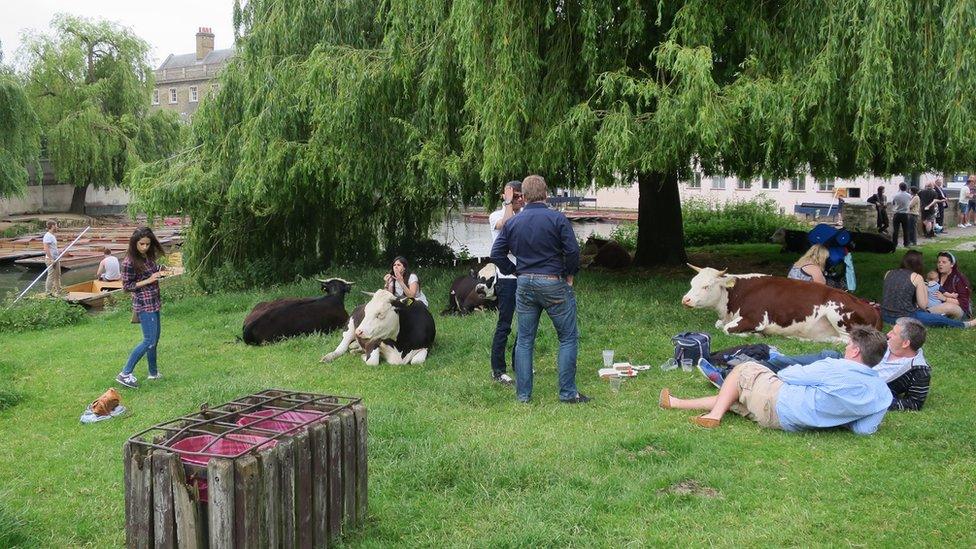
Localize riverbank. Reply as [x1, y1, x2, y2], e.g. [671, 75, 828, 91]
[1, 242, 974, 546]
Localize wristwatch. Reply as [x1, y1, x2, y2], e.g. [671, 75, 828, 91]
[503, 200, 512, 206]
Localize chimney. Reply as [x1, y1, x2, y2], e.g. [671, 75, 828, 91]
[195, 27, 215, 60]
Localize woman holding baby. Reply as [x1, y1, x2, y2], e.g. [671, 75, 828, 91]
[881, 250, 975, 328]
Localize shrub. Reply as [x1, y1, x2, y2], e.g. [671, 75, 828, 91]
[0, 388, 23, 412]
[609, 196, 803, 250]
[0, 298, 87, 333]
[0, 220, 43, 238]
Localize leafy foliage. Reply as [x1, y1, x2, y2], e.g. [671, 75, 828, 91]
[0, 73, 40, 198]
[0, 298, 87, 333]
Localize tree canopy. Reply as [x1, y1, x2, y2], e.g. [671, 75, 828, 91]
[20, 15, 181, 212]
[0, 42, 41, 198]
[134, 0, 976, 279]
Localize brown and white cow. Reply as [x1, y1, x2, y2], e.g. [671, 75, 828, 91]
[321, 289, 436, 365]
[681, 265, 881, 342]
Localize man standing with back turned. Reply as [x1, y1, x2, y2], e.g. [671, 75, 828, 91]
[490, 175, 589, 404]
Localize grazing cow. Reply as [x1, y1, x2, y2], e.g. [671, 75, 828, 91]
[321, 289, 436, 365]
[242, 278, 354, 345]
[581, 236, 632, 269]
[681, 265, 881, 342]
[771, 227, 895, 254]
[442, 263, 500, 315]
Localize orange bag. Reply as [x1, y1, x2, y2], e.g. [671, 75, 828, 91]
[91, 388, 121, 416]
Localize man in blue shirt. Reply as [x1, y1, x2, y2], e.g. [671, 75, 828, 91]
[660, 326, 892, 434]
[490, 175, 588, 404]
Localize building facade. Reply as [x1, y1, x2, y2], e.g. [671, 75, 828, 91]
[152, 28, 235, 118]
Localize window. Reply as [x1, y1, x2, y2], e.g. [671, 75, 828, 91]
[790, 176, 805, 191]
[189, 86, 198, 102]
[816, 178, 835, 192]
[687, 173, 702, 189]
[169, 88, 178, 104]
[736, 178, 752, 190]
[761, 176, 779, 190]
[711, 175, 726, 190]
[152, 89, 159, 105]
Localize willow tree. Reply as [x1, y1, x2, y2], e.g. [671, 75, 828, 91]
[20, 15, 181, 213]
[0, 60, 40, 198]
[135, 0, 976, 278]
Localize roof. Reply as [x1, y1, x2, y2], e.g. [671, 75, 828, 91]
[157, 48, 236, 70]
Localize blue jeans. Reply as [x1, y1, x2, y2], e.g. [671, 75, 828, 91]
[490, 278, 517, 377]
[514, 276, 579, 401]
[883, 311, 965, 328]
[123, 311, 160, 375]
[764, 350, 841, 373]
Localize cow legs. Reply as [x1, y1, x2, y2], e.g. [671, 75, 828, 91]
[364, 347, 381, 366]
[722, 315, 757, 337]
[408, 348, 428, 364]
[321, 319, 356, 362]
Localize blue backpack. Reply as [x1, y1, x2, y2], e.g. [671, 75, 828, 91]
[671, 332, 711, 366]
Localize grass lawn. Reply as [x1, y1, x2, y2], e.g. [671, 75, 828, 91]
[1, 241, 975, 547]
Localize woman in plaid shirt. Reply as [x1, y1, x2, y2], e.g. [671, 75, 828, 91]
[116, 228, 168, 389]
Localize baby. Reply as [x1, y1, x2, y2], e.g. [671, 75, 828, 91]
[926, 271, 944, 308]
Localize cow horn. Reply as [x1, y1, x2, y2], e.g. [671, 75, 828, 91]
[360, 291, 376, 297]
[687, 263, 703, 272]
[717, 268, 728, 276]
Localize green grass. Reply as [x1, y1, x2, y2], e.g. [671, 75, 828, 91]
[1, 241, 975, 547]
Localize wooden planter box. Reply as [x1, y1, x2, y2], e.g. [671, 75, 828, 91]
[123, 389, 367, 548]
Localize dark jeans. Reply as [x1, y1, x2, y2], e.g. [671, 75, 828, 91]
[763, 350, 841, 373]
[883, 311, 965, 328]
[908, 214, 918, 245]
[123, 311, 161, 376]
[514, 276, 579, 401]
[891, 212, 910, 246]
[490, 278, 517, 377]
[876, 208, 889, 232]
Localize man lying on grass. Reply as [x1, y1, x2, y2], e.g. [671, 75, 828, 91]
[698, 317, 930, 412]
[660, 325, 892, 434]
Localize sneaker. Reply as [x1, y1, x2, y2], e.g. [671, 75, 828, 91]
[697, 358, 725, 388]
[561, 393, 591, 404]
[116, 373, 139, 388]
[147, 373, 162, 381]
[492, 373, 514, 385]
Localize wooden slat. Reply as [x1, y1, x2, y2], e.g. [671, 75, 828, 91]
[352, 404, 368, 528]
[123, 441, 153, 549]
[168, 455, 204, 549]
[207, 458, 236, 549]
[234, 454, 263, 548]
[258, 445, 282, 548]
[326, 415, 342, 542]
[293, 430, 314, 549]
[310, 423, 330, 548]
[278, 438, 297, 549]
[339, 410, 357, 532]
[151, 451, 176, 549]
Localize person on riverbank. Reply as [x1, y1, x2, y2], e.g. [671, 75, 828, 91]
[487, 180, 524, 385]
[383, 256, 428, 306]
[490, 174, 588, 404]
[96, 248, 121, 281]
[116, 227, 167, 389]
[42, 219, 61, 295]
[890, 183, 912, 248]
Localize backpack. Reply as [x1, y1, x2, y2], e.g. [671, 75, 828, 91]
[671, 332, 711, 367]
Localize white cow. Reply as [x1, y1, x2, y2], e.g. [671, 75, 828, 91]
[321, 290, 436, 365]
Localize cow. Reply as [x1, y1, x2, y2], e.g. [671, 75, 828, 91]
[771, 227, 895, 254]
[321, 289, 436, 365]
[581, 236, 632, 269]
[441, 263, 500, 315]
[242, 278, 354, 345]
[681, 265, 882, 342]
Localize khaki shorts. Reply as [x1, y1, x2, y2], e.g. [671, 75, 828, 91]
[729, 362, 783, 430]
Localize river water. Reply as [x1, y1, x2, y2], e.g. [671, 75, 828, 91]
[0, 214, 622, 298]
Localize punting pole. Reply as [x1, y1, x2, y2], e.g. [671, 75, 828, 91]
[9, 226, 91, 307]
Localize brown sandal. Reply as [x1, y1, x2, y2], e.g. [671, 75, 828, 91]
[659, 388, 672, 410]
[691, 414, 720, 428]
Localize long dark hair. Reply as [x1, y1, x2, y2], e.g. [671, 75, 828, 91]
[127, 227, 165, 271]
[390, 256, 413, 288]
[899, 250, 925, 276]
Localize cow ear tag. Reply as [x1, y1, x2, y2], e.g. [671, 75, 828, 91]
[723, 278, 736, 288]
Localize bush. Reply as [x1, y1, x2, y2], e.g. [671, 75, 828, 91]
[0, 220, 43, 238]
[0, 298, 87, 333]
[199, 256, 323, 293]
[385, 238, 458, 267]
[609, 196, 804, 250]
[0, 388, 23, 412]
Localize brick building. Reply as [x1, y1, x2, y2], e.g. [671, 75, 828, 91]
[152, 28, 235, 118]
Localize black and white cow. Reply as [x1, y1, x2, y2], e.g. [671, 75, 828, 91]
[242, 278, 354, 345]
[321, 289, 436, 365]
[441, 263, 499, 315]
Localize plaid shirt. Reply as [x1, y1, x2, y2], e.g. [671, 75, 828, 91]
[122, 256, 162, 313]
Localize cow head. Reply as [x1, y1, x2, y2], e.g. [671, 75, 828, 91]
[355, 290, 404, 341]
[770, 227, 786, 244]
[681, 264, 734, 309]
[474, 263, 499, 300]
[318, 277, 354, 296]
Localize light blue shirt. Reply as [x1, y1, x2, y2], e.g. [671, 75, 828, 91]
[775, 358, 893, 435]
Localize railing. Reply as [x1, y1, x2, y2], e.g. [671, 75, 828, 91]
[154, 64, 225, 82]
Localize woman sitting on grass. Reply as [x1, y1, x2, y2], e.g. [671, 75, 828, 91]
[880, 250, 976, 328]
[931, 251, 971, 319]
[383, 256, 428, 306]
[115, 227, 169, 389]
[787, 244, 828, 285]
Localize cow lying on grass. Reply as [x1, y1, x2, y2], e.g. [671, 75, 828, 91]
[242, 278, 354, 345]
[321, 289, 436, 365]
[442, 263, 499, 315]
[681, 264, 881, 342]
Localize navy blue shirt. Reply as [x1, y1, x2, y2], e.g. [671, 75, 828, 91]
[490, 202, 580, 277]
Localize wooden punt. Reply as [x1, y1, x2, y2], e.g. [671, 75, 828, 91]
[62, 279, 124, 309]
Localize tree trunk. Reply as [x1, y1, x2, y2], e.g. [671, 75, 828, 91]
[69, 184, 89, 215]
[633, 171, 688, 267]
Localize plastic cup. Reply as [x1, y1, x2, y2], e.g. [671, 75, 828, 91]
[602, 350, 614, 367]
[681, 358, 694, 372]
[609, 375, 623, 394]
[660, 359, 678, 371]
